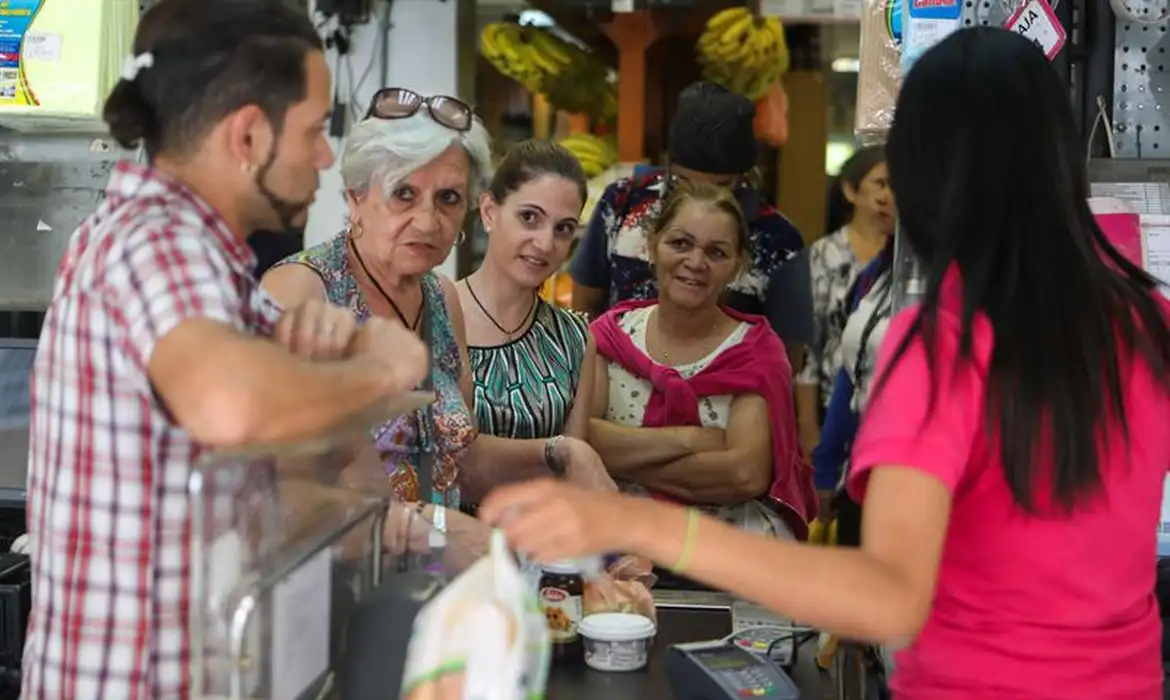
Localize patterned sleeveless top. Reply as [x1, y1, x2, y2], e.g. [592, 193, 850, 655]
[275, 232, 475, 507]
[468, 300, 589, 440]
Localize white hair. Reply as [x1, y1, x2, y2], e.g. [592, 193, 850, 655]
[339, 110, 493, 203]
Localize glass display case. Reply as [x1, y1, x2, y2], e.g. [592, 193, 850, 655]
[187, 392, 461, 700]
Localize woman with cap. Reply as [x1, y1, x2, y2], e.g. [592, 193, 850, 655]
[567, 81, 813, 376]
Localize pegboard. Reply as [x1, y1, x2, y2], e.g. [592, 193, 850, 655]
[1112, 10, 1170, 158]
[960, 0, 1023, 26]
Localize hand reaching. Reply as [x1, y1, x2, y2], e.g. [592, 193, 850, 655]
[479, 479, 636, 563]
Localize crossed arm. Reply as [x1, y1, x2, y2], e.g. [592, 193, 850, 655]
[586, 353, 774, 504]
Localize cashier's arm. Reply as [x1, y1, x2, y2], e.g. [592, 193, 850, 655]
[632, 466, 950, 644]
[586, 355, 725, 475]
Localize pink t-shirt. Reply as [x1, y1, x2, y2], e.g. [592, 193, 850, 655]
[849, 272, 1170, 700]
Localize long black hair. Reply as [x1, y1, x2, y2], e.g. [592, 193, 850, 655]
[825, 144, 886, 235]
[881, 27, 1170, 512]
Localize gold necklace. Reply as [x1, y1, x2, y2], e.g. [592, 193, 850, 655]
[654, 312, 721, 364]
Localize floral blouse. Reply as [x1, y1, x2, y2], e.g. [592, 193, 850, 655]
[275, 232, 476, 507]
[796, 228, 862, 410]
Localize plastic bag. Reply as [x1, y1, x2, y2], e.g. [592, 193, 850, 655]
[753, 83, 789, 147]
[582, 556, 658, 625]
[856, 0, 903, 137]
[401, 530, 550, 700]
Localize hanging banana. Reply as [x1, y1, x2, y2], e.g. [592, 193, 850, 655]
[696, 8, 792, 102]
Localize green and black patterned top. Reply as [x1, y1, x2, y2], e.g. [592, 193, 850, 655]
[468, 300, 589, 440]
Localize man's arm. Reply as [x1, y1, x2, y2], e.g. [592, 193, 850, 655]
[147, 319, 402, 446]
[108, 224, 420, 448]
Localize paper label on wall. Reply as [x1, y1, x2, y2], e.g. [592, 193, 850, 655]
[1004, 0, 1067, 60]
[271, 548, 331, 700]
[22, 32, 60, 62]
[611, 0, 635, 12]
[761, 0, 808, 16]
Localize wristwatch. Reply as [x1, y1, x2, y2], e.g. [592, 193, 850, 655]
[544, 435, 567, 477]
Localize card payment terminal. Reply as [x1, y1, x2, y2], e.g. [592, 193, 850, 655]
[666, 639, 801, 699]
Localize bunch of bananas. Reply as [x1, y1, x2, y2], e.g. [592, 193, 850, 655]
[480, 21, 618, 122]
[558, 133, 618, 178]
[696, 8, 790, 102]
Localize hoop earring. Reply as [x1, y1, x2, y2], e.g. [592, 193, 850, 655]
[347, 220, 364, 239]
[456, 229, 466, 245]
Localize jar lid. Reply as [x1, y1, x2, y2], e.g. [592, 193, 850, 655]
[541, 560, 582, 575]
[579, 613, 656, 642]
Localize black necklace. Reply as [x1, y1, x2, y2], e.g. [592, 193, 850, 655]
[349, 238, 423, 331]
[464, 278, 537, 339]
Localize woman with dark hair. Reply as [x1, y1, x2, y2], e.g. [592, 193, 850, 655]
[458, 139, 616, 501]
[795, 144, 893, 456]
[480, 27, 1170, 699]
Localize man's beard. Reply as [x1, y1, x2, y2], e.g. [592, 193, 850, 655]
[253, 138, 313, 237]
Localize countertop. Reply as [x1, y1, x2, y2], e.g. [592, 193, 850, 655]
[546, 592, 837, 700]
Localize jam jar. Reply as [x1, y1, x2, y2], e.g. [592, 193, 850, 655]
[538, 560, 585, 663]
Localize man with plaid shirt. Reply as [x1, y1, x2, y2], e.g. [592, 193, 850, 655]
[22, 1, 428, 698]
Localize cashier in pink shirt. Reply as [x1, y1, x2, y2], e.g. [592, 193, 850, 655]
[480, 27, 1170, 700]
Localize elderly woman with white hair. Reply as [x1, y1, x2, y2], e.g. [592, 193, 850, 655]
[262, 88, 607, 535]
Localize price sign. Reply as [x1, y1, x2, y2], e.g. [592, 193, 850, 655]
[1004, 0, 1067, 60]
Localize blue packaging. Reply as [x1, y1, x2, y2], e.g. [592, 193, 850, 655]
[900, 0, 962, 75]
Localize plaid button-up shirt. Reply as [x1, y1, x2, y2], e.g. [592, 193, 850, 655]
[23, 161, 282, 699]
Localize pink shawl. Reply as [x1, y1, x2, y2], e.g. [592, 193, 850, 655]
[591, 299, 817, 539]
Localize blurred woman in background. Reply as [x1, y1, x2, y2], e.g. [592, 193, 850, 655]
[795, 145, 894, 456]
[811, 243, 894, 538]
[587, 182, 815, 541]
[482, 28, 1170, 699]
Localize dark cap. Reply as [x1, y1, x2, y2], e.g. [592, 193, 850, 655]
[667, 81, 759, 176]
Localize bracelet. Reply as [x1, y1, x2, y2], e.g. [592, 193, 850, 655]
[670, 508, 701, 574]
[544, 435, 566, 477]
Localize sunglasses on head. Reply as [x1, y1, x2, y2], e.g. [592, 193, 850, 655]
[365, 87, 474, 132]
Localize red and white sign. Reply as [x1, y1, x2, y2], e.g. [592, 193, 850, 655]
[1005, 0, 1067, 60]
